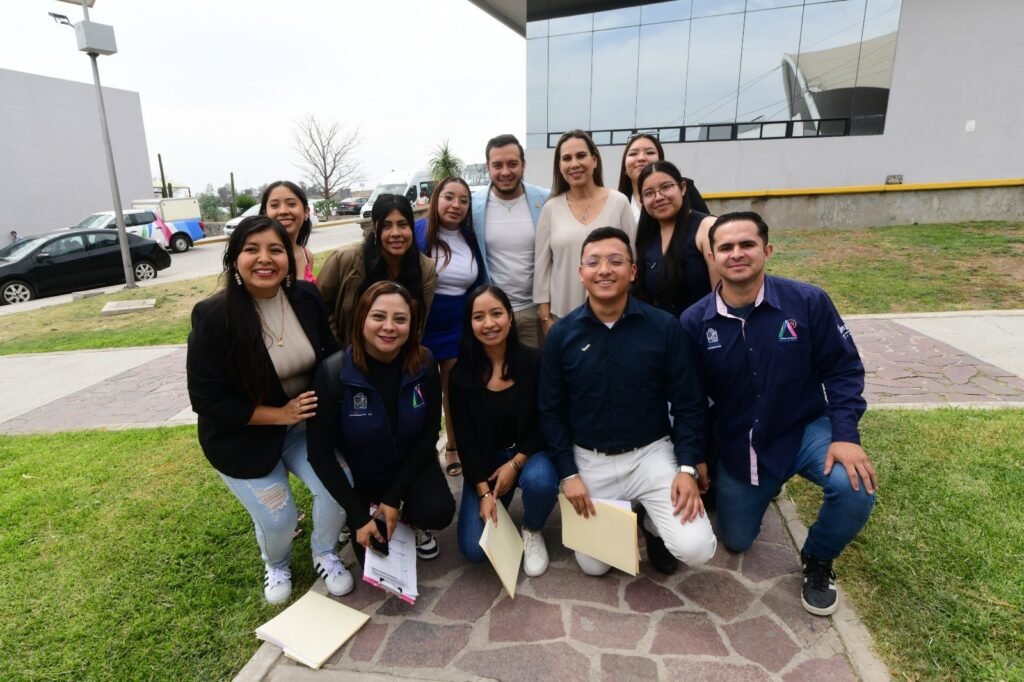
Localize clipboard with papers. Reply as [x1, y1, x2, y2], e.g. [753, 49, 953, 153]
[362, 519, 419, 604]
[558, 493, 639, 575]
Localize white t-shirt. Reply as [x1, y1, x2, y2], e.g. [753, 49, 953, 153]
[433, 227, 479, 296]
[485, 192, 535, 310]
[630, 195, 642, 221]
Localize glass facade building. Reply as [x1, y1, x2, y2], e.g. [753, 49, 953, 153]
[526, 0, 903, 148]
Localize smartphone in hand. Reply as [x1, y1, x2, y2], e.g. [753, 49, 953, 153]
[369, 517, 389, 556]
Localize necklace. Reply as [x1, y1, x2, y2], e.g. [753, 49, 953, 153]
[492, 192, 524, 213]
[568, 194, 595, 222]
[260, 290, 285, 347]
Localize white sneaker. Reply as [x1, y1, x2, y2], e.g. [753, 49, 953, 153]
[522, 528, 549, 577]
[264, 565, 292, 604]
[313, 552, 355, 596]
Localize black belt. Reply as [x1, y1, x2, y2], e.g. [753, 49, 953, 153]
[576, 444, 638, 456]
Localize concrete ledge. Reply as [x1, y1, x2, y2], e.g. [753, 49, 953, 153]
[775, 497, 891, 682]
[707, 185, 1024, 229]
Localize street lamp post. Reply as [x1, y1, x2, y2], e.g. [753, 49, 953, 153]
[53, 0, 136, 289]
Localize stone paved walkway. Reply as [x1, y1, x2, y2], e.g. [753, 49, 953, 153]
[241, 492, 867, 682]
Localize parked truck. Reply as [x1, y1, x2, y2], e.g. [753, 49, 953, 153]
[130, 198, 206, 252]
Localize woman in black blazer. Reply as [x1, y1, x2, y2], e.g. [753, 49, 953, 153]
[187, 216, 349, 605]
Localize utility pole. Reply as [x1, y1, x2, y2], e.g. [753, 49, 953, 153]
[230, 173, 237, 218]
[51, 0, 135, 289]
[158, 153, 168, 199]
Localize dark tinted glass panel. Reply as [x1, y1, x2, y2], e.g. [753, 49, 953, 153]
[594, 6, 641, 30]
[736, 6, 804, 122]
[526, 38, 548, 135]
[685, 12, 744, 124]
[548, 33, 593, 131]
[641, 0, 691, 24]
[636, 20, 689, 128]
[591, 26, 640, 130]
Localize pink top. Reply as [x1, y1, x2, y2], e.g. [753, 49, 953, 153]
[302, 246, 316, 284]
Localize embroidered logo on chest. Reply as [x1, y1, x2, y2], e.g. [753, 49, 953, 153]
[353, 392, 368, 410]
[778, 319, 799, 342]
[706, 327, 722, 350]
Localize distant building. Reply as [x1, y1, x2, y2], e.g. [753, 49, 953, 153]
[0, 69, 152, 235]
[468, 0, 1024, 192]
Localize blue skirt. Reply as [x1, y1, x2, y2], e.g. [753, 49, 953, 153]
[422, 292, 465, 361]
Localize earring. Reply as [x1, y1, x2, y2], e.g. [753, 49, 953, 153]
[233, 270, 242, 286]
[284, 275, 292, 288]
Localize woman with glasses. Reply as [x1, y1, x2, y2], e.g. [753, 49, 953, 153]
[633, 160, 718, 319]
[616, 134, 710, 221]
[534, 129, 636, 336]
[414, 177, 487, 477]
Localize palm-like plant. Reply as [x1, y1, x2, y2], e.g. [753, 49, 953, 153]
[428, 139, 465, 181]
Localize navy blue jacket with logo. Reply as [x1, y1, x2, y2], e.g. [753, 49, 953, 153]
[679, 275, 866, 486]
[307, 347, 441, 529]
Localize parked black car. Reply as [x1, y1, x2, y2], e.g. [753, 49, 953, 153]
[0, 229, 172, 305]
[335, 197, 367, 216]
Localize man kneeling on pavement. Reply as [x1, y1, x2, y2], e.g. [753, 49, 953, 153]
[681, 211, 877, 616]
[539, 227, 718, 577]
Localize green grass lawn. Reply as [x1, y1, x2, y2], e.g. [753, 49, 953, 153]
[0, 427, 327, 681]
[1, 221, 1021, 355]
[787, 409, 1024, 681]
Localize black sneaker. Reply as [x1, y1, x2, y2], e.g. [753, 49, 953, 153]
[801, 551, 839, 616]
[638, 505, 678, 575]
[415, 529, 439, 560]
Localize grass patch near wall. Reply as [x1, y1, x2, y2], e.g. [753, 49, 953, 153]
[786, 409, 1024, 681]
[0, 427, 325, 681]
[768, 221, 1024, 314]
[1, 221, 1021, 355]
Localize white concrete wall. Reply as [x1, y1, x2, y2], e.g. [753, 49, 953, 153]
[525, 0, 1024, 195]
[0, 69, 153, 237]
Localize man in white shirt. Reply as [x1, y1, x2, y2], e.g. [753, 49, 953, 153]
[471, 134, 550, 348]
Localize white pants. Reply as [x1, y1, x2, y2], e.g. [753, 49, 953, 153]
[573, 437, 717, 575]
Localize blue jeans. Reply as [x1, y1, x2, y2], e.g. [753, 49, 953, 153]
[457, 449, 558, 563]
[217, 424, 346, 569]
[715, 416, 875, 561]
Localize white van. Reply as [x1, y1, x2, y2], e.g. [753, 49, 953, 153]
[361, 169, 434, 219]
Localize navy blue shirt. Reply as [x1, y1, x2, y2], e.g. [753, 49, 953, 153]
[539, 296, 705, 479]
[680, 275, 866, 486]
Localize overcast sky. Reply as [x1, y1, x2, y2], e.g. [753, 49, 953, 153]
[1, 0, 525, 194]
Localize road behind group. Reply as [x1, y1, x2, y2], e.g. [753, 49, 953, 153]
[0, 218, 365, 317]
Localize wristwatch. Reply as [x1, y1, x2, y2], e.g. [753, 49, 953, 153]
[677, 465, 699, 480]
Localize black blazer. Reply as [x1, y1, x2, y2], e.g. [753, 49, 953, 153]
[186, 281, 339, 479]
[449, 343, 545, 486]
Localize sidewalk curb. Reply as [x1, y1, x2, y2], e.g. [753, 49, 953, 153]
[847, 308, 1024, 320]
[774, 497, 891, 682]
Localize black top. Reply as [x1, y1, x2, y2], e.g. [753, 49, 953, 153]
[638, 210, 712, 318]
[449, 344, 545, 487]
[366, 355, 401, 436]
[186, 281, 339, 479]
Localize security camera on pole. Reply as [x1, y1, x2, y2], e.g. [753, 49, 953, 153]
[50, 0, 136, 289]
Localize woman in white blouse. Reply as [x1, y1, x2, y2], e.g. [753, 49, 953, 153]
[534, 129, 636, 335]
[414, 177, 486, 477]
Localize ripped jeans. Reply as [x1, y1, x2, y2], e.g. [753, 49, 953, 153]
[217, 424, 346, 569]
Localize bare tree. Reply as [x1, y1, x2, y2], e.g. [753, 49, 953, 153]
[293, 114, 362, 202]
